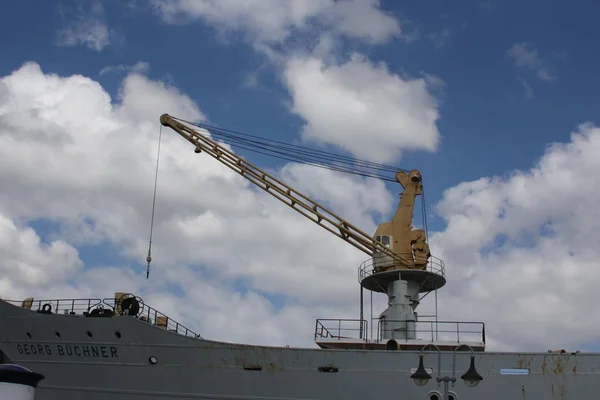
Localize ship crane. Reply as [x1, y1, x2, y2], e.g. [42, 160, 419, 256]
[160, 114, 456, 351]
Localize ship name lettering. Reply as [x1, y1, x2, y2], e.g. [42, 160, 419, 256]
[17, 344, 118, 358]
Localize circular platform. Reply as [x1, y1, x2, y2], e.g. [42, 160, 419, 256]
[360, 268, 446, 294]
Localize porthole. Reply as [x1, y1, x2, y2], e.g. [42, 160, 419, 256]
[115, 331, 122, 339]
[449, 392, 458, 400]
[427, 391, 441, 400]
[86, 331, 93, 338]
[26, 332, 32, 339]
[55, 331, 61, 338]
[148, 356, 158, 365]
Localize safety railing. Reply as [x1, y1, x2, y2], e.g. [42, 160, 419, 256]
[358, 253, 446, 282]
[5, 296, 201, 339]
[314, 319, 368, 340]
[103, 297, 201, 339]
[6, 298, 104, 315]
[377, 319, 485, 344]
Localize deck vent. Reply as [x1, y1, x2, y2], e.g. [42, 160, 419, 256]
[499, 368, 529, 375]
[243, 365, 262, 371]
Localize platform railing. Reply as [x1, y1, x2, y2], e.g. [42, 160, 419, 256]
[5, 297, 200, 339]
[377, 319, 485, 344]
[102, 298, 201, 339]
[314, 319, 368, 340]
[5, 298, 104, 315]
[358, 253, 446, 283]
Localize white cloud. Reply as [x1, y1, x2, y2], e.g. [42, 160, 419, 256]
[55, 1, 111, 52]
[506, 42, 557, 81]
[99, 62, 150, 76]
[321, 0, 401, 44]
[431, 122, 600, 351]
[151, 0, 400, 45]
[0, 214, 82, 297]
[282, 54, 441, 162]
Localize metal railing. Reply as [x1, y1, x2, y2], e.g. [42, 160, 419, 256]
[314, 319, 368, 340]
[5, 297, 201, 339]
[6, 298, 104, 315]
[358, 253, 446, 282]
[103, 297, 201, 338]
[377, 319, 485, 344]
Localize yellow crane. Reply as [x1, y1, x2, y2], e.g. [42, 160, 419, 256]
[159, 114, 434, 275]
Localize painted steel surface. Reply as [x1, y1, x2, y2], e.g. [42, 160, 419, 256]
[0, 299, 596, 400]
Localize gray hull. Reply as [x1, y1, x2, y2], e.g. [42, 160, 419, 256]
[0, 299, 595, 400]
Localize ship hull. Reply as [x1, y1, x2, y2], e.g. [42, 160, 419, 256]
[0, 299, 596, 399]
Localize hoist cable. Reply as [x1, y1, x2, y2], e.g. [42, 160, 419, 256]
[206, 135, 397, 182]
[179, 117, 404, 173]
[146, 124, 163, 279]
[173, 117, 409, 181]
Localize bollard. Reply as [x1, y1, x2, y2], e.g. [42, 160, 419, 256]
[0, 364, 45, 399]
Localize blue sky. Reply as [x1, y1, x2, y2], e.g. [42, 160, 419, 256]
[4, 0, 599, 205]
[2, 0, 600, 351]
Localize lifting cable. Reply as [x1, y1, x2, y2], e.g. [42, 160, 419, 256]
[146, 124, 163, 279]
[173, 117, 407, 182]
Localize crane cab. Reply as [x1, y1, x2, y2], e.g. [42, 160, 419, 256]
[372, 223, 397, 272]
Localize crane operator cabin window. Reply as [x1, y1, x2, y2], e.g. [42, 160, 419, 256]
[375, 235, 392, 248]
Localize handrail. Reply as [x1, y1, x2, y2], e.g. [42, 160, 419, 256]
[4, 297, 201, 339]
[314, 318, 368, 340]
[358, 254, 446, 283]
[377, 319, 485, 343]
[102, 297, 201, 338]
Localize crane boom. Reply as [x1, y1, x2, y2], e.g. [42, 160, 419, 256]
[160, 114, 411, 265]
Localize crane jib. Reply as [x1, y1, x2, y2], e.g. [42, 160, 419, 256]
[159, 114, 411, 266]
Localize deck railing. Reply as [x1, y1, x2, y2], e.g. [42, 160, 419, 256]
[5, 296, 201, 339]
[378, 319, 485, 344]
[314, 318, 368, 340]
[358, 254, 446, 283]
[314, 317, 485, 344]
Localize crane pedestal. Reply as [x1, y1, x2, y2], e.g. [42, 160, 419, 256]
[360, 262, 446, 343]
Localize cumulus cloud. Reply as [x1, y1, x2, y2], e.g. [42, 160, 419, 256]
[55, 1, 112, 52]
[0, 214, 82, 297]
[431, 122, 600, 351]
[150, 0, 400, 45]
[0, 62, 394, 347]
[282, 54, 441, 162]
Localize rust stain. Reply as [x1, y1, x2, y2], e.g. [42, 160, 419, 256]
[552, 357, 565, 374]
[517, 356, 532, 370]
[265, 363, 278, 373]
[541, 357, 547, 375]
[521, 385, 526, 400]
